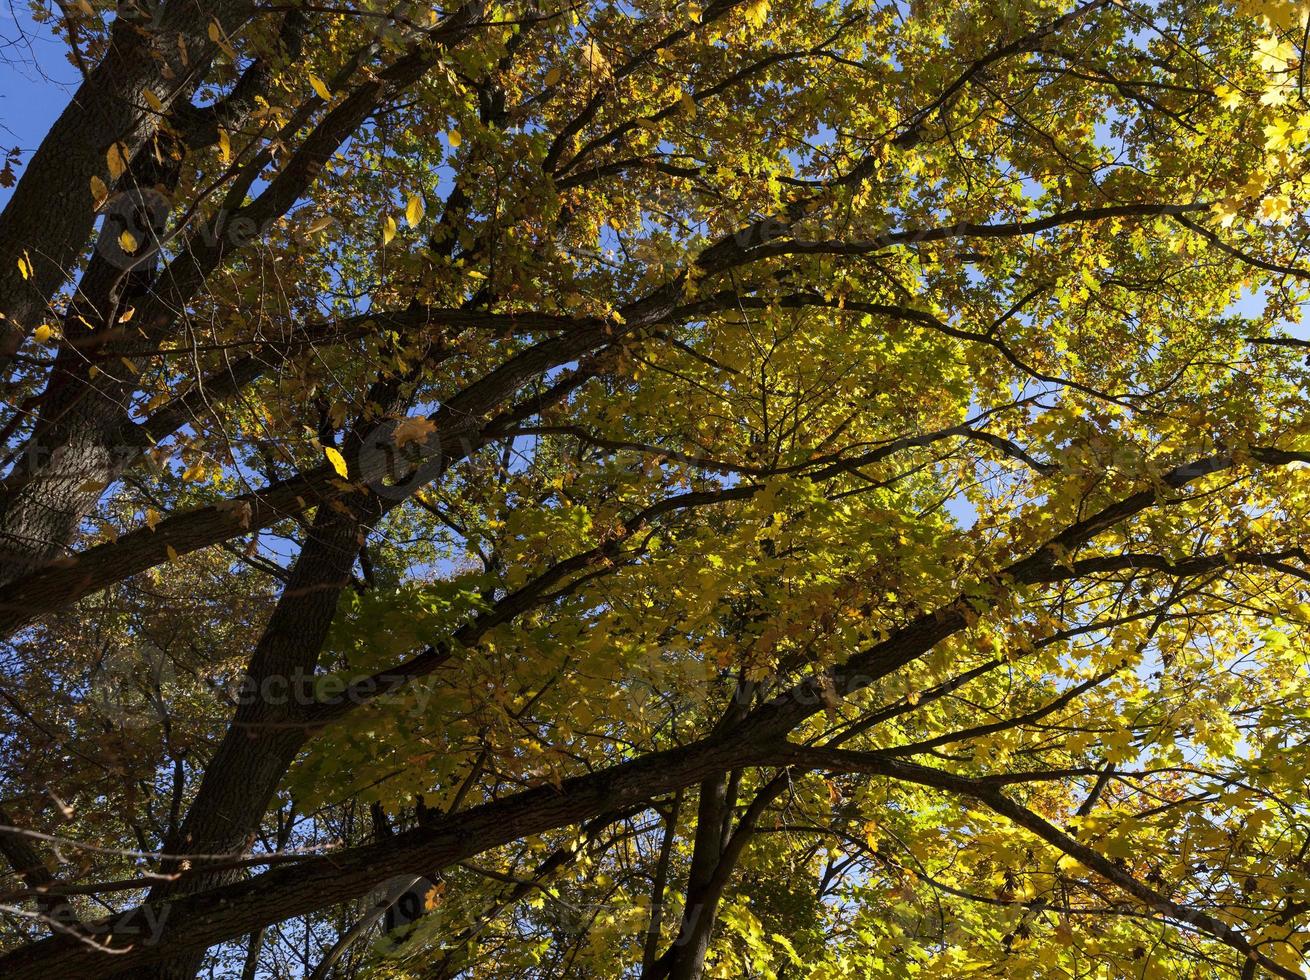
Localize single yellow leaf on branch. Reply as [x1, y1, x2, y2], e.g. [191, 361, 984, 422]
[107, 143, 128, 180]
[89, 175, 109, 210]
[406, 193, 425, 228]
[325, 446, 348, 478]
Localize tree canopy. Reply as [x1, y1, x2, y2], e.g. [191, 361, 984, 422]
[4, 0, 1310, 976]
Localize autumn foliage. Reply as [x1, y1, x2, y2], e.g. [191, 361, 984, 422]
[3, 0, 1310, 977]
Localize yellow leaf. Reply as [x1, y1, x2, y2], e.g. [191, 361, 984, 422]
[324, 446, 348, 478]
[145, 507, 161, 531]
[107, 143, 127, 180]
[681, 92, 697, 118]
[687, 2, 702, 21]
[579, 40, 608, 75]
[218, 129, 231, 165]
[863, 820, 880, 853]
[447, 130, 462, 148]
[166, 544, 179, 561]
[118, 306, 135, 323]
[1264, 118, 1292, 151]
[394, 416, 437, 448]
[381, 214, 397, 245]
[423, 883, 444, 910]
[743, 0, 769, 27]
[1215, 84, 1242, 109]
[33, 324, 54, 345]
[1213, 198, 1241, 229]
[309, 74, 332, 101]
[207, 20, 221, 42]
[1261, 194, 1292, 224]
[120, 229, 139, 253]
[406, 193, 424, 228]
[89, 175, 109, 209]
[16, 255, 30, 280]
[544, 66, 561, 86]
[143, 89, 164, 112]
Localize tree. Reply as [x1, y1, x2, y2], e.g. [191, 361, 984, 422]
[2, 0, 1310, 975]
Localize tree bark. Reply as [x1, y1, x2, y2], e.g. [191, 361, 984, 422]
[122, 504, 370, 980]
[0, 9, 306, 581]
[0, 0, 257, 376]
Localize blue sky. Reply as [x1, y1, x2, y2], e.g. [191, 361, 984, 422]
[0, 2, 78, 203]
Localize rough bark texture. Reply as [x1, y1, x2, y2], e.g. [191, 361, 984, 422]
[0, 7, 305, 581]
[0, 0, 257, 374]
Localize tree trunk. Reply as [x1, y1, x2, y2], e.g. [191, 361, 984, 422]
[123, 505, 369, 979]
[0, 0, 256, 375]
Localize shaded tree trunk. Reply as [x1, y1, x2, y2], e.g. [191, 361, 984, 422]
[0, 0, 257, 375]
